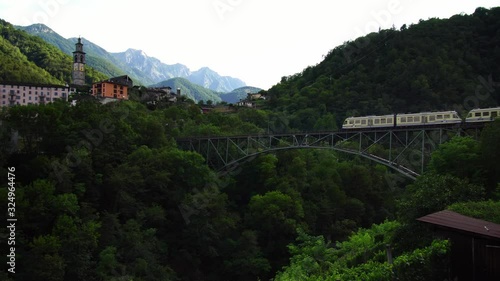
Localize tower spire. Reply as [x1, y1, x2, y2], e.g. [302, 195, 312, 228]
[72, 36, 86, 85]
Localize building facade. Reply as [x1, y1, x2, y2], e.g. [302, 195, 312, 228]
[72, 37, 86, 85]
[0, 83, 74, 106]
[91, 80, 129, 100]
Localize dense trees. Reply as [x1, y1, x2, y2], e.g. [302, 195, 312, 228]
[1, 90, 499, 281]
[1, 7, 500, 281]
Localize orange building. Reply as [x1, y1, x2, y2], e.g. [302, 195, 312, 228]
[91, 80, 128, 100]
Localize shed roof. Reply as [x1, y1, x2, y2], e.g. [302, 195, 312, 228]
[417, 210, 500, 239]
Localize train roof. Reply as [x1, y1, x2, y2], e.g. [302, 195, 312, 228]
[397, 110, 459, 114]
[345, 114, 394, 118]
[469, 107, 500, 112]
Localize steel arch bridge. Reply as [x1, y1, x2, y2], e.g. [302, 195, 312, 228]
[176, 124, 484, 180]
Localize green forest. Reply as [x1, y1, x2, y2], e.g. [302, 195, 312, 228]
[1, 6, 500, 281]
[1, 97, 499, 281]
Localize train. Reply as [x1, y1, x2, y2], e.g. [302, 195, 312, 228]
[341, 107, 500, 129]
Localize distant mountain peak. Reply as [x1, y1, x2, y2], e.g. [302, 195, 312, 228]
[125, 48, 147, 56]
[17, 22, 246, 92]
[20, 23, 55, 34]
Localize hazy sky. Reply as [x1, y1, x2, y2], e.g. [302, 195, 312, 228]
[0, 0, 498, 89]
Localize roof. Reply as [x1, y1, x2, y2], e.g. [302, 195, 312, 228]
[417, 210, 500, 239]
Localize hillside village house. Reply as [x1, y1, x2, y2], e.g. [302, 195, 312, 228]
[91, 79, 129, 100]
[0, 83, 74, 106]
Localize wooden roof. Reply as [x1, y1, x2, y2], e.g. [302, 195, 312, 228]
[417, 210, 500, 239]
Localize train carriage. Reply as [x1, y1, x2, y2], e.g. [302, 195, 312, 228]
[465, 107, 500, 122]
[396, 111, 461, 127]
[342, 115, 394, 129]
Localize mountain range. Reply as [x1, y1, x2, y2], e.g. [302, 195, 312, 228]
[17, 23, 247, 93]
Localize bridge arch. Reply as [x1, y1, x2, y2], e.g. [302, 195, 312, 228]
[176, 125, 482, 180]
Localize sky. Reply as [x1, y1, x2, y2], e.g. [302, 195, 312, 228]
[0, 0, 498, 90]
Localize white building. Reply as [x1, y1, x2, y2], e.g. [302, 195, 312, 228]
[0, 83, 74, 107]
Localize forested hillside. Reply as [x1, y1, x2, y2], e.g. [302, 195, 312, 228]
[264, 7, 500, 130]
[0, 19, 108, 85]
[0, 7, 499, 281]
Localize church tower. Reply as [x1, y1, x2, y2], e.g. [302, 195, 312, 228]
[72, 37, 86, 85]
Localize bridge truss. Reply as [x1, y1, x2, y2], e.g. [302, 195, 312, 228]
[176, 124, 483, 180]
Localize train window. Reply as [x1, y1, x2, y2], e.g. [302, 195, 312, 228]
[482, 112, 489, 116]
[444, 114, 450, 119]
[361, 120, 367, 125]
[355, 120, 360, 124]
[415, 116, 420, 122]
[437, 115, 443, 120]
[387, 118, 392, 123]
[429, 116, 435, 121]
[407, 117, 413, 122]
[475, 112, 481, 117]
[349, 120, 354, 124]
[374, 119, 380, 124]
[401, 117, 406, 122]
[381, 118, 386, 124]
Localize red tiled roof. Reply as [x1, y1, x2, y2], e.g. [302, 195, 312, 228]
[417, 210, 500, 239]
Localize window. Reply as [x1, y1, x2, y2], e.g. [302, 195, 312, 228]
[387, 118, 393, 123]
[355, 120, 360, 124]
[415, 116, 420, 122]
[437, 115, 443, 120]
[349, 120, 353, 125]
[374, 119, 380, 124]
[361, 120, 367, 125]
[475, 112, 481, 117]
[401, 117, 407, 122]
[444, 114, 450, 119]
[429, 116, 435, 121]
[381, 118, 386, 124]
[482, 111, 489, 116]
[407, 117, 413, 122]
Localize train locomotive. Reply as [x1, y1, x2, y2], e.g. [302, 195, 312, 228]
[342, 107, 500, 129]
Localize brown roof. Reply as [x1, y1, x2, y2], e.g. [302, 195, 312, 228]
[417, 210, 500, 239]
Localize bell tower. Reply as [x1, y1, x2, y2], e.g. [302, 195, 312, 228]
[72, 37, 86, 85]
